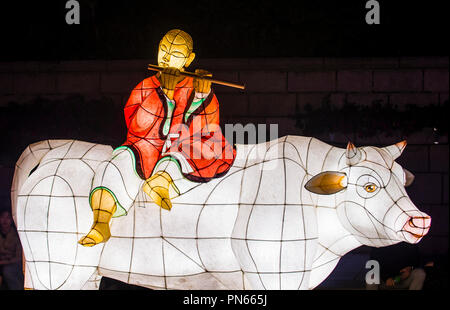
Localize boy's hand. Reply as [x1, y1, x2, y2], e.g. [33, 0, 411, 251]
[194, 69, 212, 94]
[160, 67, 184, 100]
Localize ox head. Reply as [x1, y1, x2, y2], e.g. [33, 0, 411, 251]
[305, 141, 431, 247]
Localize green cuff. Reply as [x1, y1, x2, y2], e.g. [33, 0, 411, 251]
[90, 186, 127, 218]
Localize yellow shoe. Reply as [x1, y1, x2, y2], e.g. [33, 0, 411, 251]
[142, 171, 179, 211]
[78, 188, 117, 247]
[78, 223, 111, 247]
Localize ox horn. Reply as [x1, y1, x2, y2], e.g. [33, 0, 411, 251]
[404, 168, 415, 187]
[383, 140, 407, 160]
[346, 142, 363, 166]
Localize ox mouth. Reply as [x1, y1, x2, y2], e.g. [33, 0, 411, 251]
[406, 231, 426, 239]
[401, 216, 431, 239]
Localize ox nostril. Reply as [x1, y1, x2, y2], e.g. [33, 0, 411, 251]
[410, 216, 432, 229]
[402, 215, 432, 240]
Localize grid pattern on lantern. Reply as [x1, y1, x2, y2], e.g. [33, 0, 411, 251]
[15, 138, 315, 290]
[13, 136, 426, 290]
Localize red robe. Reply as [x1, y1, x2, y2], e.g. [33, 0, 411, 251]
[123, 75, 236, 182]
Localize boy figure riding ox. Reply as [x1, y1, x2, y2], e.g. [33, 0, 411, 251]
[79, 29, 236, 247]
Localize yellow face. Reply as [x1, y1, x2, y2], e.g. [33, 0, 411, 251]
[157, 30, 195, 70]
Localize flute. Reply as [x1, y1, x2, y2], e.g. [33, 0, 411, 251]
[147, 64, 245, 90]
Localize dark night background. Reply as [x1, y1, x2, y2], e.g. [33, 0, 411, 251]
[0, 0, 449, 60]
[0, 0, 448, 291]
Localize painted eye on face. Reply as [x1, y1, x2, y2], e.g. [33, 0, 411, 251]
[160, 44, 168, 52]
[356, 174, 381, 198]
[171, 51, 187, 58]
[364, 183, 377, 193]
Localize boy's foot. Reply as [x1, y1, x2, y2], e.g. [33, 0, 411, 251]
[78, 223, 111, 247]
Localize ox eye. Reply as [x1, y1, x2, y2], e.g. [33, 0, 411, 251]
[364, 183, 377, 193]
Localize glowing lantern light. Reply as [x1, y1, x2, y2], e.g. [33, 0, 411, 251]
[10, 29, 430, 290]
[12, 138, 430, 289]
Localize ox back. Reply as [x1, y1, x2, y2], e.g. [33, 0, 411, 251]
[12, 137, 357, 290]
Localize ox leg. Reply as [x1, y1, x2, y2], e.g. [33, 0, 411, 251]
[23, 262, 34, 290]
[233, 239, 317, 290]
[81, 269, 102, 290]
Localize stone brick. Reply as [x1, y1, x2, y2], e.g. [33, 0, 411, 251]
[366, 58, 400, 68]
[329, 93, 347, 109]
[0, 167, 13, 190]
[404, 128, 435, 145]
[428, 206, 449, 236]
[416, 235, 433, 254]
[32, 93, 119, 107]
[396, 145, 429, 173]
[248, 93, 296, 117]
[196, 58, 250, 71]
[0, 74, 13, 94]
[13, 73, 57, 94]
[217, 93, 249, 117]
[406, 173, 442, 205]
[106, 59, 150, 72]
[373, 70, 422, 92]
[389, 93, 439, 109]
[106, 94, 128, 107]
[337, 70, 372, 92]
[328, 133, 355, 146]
[424, 69, 449, 92]
[324, 57, 372, 68]
[297, 93, 329, 111]
[440, 92, 449, 104]
[428, 237, 448, 255]
[100, 72, 146, 94]
[72, 93, 126, 107]
[430, 145, 449, 172]
[10, 61, 40, 73]
[288, 71, 335, 92]
[346, 93, 388, 107]
[298, 92, 345, 110]
[222, 116, 266, 127]
[443, 174, 448, 204]
[248, 57, 324, 70]
[57, 72, 100, 94]
[36, 61, 61, 73]
[415, 204, 433, 216]
[354, 131, 405, 146]
[210, 71, 241, 94]
[221, 117, 268, 144]
[240, 71, 286, 92]
[0, 62, 14, 73]
[41, 60, 108, 72]
[265, 117, 302, 137]
[314, 131, 355, 146]
[435, 134, 448, 145]
[323, 57, 398, 69]
[0, 95, 21, 107]
[399, 57, 449, 69]
[0, 94, 36, 107]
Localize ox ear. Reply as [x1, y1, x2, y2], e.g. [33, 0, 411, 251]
[383, 140, 407, 160]
[346, 142, 363, 166]
[404, 168, 415, 187]
[305, 171, 347, 195]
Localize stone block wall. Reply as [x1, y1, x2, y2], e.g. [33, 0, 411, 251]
[0, 56, 448, 288]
